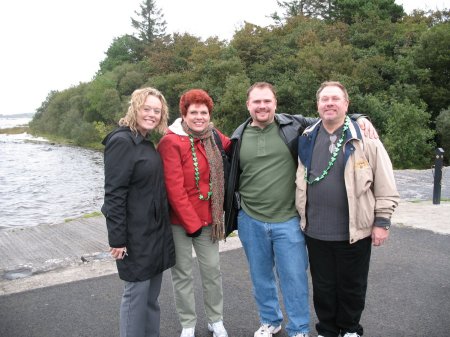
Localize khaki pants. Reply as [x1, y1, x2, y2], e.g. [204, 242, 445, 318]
[170, 225, 224, 328]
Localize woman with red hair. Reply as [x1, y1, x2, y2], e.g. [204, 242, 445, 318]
[158, 89, 231, 337]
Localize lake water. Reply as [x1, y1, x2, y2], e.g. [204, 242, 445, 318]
[0, 116, 448, 230]
[0, 117, 104, 230]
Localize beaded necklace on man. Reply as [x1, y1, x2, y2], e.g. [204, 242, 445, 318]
[305, 116, 350, 185]
[189, 135, 213, 200]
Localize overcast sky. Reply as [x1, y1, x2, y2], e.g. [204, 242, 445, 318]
[0, 0, 446, 115]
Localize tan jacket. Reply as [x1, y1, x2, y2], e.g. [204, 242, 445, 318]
[295, 119, 400, 244]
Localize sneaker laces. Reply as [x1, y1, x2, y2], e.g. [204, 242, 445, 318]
[255, 324, 281, 336]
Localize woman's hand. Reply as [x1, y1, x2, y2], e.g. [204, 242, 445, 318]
[110, 247, 128, 259]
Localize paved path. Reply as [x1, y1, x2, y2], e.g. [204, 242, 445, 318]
[0, 168, 449, 336]
[0, 226, 449, 337]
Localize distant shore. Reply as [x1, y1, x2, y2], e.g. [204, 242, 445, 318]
[0, 126, 30, 134]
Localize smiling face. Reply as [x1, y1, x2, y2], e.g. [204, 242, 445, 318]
[183, 103, 211, 133]
[246, 87, 277, 128]
[317, 85, 349, 129]
[136, 95, 162, 136]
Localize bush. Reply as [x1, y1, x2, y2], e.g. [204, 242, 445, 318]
[71, 122, 101, 146]
[436, 107, 450, 164]
[384, 100, 435, 169]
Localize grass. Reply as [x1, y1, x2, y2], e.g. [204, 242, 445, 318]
[23, 130, 103, 151]
[65, 211, 103, 223]
[0, 126, 29, 134]
[408, 198, 450, 203]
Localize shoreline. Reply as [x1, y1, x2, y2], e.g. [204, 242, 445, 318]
[1, 199, 449, 296]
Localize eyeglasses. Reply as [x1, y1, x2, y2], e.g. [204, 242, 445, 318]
[329, 134, 337, 154]
[142, 106, 162, 114]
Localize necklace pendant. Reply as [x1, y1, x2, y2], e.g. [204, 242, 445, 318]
[329, 143, 336, 154]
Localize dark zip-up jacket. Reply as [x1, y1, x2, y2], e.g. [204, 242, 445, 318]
[101, 126, 175, 282]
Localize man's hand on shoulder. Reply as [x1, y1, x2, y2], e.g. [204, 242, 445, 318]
[357, 117, 379, 139]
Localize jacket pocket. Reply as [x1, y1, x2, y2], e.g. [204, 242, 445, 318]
[354, 161, 375, 228]
[354, 160, 373, 198]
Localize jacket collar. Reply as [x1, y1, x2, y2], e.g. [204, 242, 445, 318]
[275, 113, 294, 126]
[231, 113, 290, 140]
[298, 117, 363, 169]
[302, 117, 362, 140]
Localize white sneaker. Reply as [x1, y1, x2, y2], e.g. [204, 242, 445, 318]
[254, 324, 282, 337]
[208, 320, 228, 337]
[292, 334, 309, 337]
[180, 327, 195, 337]
[342, 333, 360, 337]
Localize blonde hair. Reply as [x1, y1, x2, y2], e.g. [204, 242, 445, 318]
[316, 81, 349, 102]
[119, 87, 169, 134]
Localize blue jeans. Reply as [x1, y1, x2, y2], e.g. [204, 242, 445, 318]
[238, 210, 310, 336]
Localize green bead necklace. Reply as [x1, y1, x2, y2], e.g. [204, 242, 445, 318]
[189, 135, 212, 200]
[304, 116, 350, 185]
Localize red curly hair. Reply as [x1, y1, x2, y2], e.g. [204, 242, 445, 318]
[179, 89, 214, 116]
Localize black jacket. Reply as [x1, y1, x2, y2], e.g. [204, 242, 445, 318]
[101, 127, 175, 282]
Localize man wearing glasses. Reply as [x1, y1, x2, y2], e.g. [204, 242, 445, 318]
[295, 81, 399, 337]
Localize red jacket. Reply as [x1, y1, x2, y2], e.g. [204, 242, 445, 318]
[158, 118, 231, 234]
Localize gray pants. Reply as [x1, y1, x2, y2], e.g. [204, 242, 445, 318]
[170, 225, 224, 328]
[120, 273, 163, 337]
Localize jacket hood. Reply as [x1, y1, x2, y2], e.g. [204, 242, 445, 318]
[168, 118, 188, 136]
[102, 126, 146, 146]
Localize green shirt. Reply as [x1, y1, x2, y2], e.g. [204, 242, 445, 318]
[239, 122, 298, 223]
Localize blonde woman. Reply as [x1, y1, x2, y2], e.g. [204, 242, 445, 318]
[101, 87, 175, 337]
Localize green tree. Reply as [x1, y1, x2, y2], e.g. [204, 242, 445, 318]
[187, 39, 245, 99]
[231, 22, 273, 70]
[384, 100, 435, 168]
[271, 0, 332, 22]
[131, 0, 167, 43]
[333, 0, 404, 24]
[436, 107, 450, 164]
[213, 74, 251, 135]
[71, 121, 101, 146]
[29, 90, 58, 133]
[275, 69, 320, 116]
[147, 72, 192, 121]
[85, 73, 122, 124]
[271, 0, 404, 23]
[145, 33, 203, 75]
[413, 22, 450, 119]
[99, 35, 144, 74]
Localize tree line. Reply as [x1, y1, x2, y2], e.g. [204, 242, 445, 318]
[29, 0, 450, 168]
